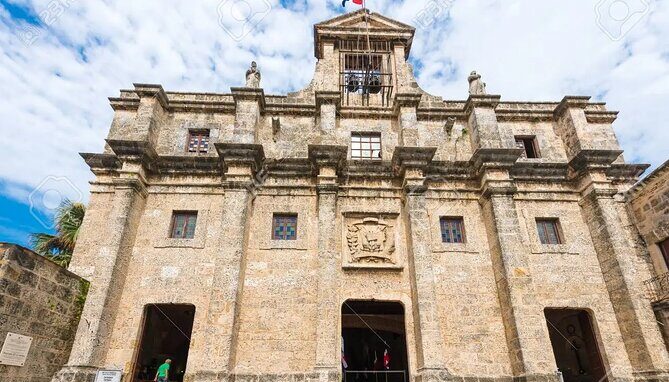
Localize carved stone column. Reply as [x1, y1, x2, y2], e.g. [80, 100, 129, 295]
[309, 145, 347, 382]
[230, 87, 265, 144]
[52, 142, 152, 382]
[577, 164, 669, 377]
[393, 93, 422, 146]
[393, 147, 450, 382]
[190, 143, 264, 382]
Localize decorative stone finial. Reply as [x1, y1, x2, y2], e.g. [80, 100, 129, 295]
[468, 70, 486, 95]
[245, 61, 261, 88]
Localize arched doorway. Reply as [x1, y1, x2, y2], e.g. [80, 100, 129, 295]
[545, 308, 607, 382]
[341, 300, 409, 382]
[131, 304, 195, 382]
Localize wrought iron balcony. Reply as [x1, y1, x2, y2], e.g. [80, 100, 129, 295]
[645, 272, 669, 303]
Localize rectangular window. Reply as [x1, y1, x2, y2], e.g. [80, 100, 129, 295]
[515, 136, 540, 158]
[272, 213, 297, 240]
[536, 218, 562, 244]
[170, 211, 198, 239]
[440, 217, 466, 243]
[351, 132, 381, 160]
[659, 238, 669, 269]
[187, 130, 210, 154]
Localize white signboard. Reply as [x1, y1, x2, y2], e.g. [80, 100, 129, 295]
[0, 332, 33, 366]
[94, 370, 123, 382]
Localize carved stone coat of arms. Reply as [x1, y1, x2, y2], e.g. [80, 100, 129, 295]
[346, 217, 396, 264]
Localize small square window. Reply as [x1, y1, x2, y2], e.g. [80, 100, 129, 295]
[272, 214, 297, 240]
[440, 217, 465, 243]
[170, 211, 198, 239]
[187, 130, 210, 154]
[351, 132, 381, 160]
[536, 219, 562, 244]
[515, 136, 540, 159]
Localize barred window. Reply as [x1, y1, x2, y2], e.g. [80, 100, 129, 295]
[170, 211, 198, 239]
[351, 132, 381, 160]
[272, 214, 297, 240]
[187, 130, 210, 153]
[440, 217, 466, 243]
[536, 219, 562, 244]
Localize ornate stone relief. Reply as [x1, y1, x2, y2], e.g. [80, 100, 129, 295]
[344, 216, 398, 267]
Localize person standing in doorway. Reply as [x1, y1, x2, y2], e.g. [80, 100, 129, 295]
[155, 358, 171, 382]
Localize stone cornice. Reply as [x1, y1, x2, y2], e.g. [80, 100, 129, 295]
[584, 110, 618, 123]
[568, 149, 623, 173]
[105, 139, 158, 170]
[315, 91, 341, 109]
[230, 87, 266, 112]
[154, 155, 222, 175]
[133, 83, 169, 109]
[214, 142, 265, 173]
[391, 146, 436, 176]
[510, 161, 570, 180]
[553, 95, 591, 119]
[470, 147, 523, 174]
[308, 145, 348, 170]
[80, 153, 121, 171]
[463, 94, 501, 115]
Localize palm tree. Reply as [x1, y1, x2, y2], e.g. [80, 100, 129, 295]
[30, 199, 86, 267]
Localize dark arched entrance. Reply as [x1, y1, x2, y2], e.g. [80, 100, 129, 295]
[341, 300, 409, 382]
[131, 304, 195, 382]
[545, 308, 607, 382]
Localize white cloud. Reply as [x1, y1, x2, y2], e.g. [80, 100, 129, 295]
[0, 0, 667, 208]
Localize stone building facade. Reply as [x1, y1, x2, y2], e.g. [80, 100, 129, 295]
[0, 243, 87, 382]
[626, 161, 669, 348]
[52, 10, 669, 382]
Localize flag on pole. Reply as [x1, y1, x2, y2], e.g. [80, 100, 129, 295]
[342, 0, 363, 7]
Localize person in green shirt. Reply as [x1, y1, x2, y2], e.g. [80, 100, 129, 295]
[155, 358, 171, 382]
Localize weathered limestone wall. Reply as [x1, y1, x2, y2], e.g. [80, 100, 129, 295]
[0, 243, 87, 382]
[627, 161, 669, 275]
[52, 9, 669, 382]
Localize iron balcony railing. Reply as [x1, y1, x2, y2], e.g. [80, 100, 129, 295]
[343, 370, 407, 382]
[645, 272, 669, 302]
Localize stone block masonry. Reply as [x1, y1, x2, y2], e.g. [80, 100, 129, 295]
[0, 243, 88, 382]
[50, 8, 669, 382]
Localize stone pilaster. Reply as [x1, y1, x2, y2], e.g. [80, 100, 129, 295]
[231, 87, 265, 144]
[393, 147, 450, 382]
[315, 91, 340, 134]
[393, 93, 422, 147]
[188, 143, 264, 382]
[464, 94, 514, 151]
[475, 149, 557, 380]
[577, 168, 669, 378]
[309, 145, 347, 382]
[112, 83, 169, 147]
[52, 142, 151, 382]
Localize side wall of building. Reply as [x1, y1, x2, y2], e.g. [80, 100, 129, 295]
[0, 244, 87, 382]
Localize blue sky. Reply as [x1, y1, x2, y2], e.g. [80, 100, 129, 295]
[0, 0, 668, 248]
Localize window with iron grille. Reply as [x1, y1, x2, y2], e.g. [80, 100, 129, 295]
[272, 213, 297, 240]
[170, 211, 198, 239]
[536, 218, 562, 244]
[515, 136, 540, 158]
[351, 132, 381, 160]
[187, 130, 210, 153]
[440, 217, 466, 243]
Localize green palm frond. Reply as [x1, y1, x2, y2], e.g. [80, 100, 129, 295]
[30, 199, 86, 268]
